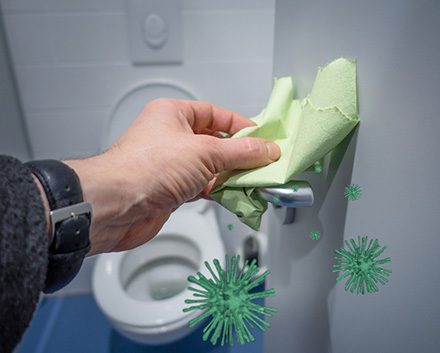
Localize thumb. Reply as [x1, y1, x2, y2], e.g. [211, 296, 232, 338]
[213, 136, 281, 171]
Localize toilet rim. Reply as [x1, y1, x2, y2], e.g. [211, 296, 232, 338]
[93, 209, 225, 329]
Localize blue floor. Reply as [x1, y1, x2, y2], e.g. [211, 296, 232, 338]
[17, 291, 265, 353]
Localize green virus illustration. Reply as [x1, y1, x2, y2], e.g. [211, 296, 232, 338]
[292, 185, 299, 192]
[309, 230, 321, 240]
[227, 224, 234, 231]
[183, 255, 277, 347]
[314, 161, 322, 173]
[333, 236, 392, 294]
[344, 183, 362, 201]
[272, 195, 280, 203]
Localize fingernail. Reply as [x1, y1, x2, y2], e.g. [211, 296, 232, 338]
[266, 142, 280, 161]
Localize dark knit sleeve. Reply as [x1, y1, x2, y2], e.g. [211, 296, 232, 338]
[0, 155, 48, 352]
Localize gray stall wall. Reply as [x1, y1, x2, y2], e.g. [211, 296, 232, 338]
[0, 10, 31, 161]
[264, 1, 440, 353]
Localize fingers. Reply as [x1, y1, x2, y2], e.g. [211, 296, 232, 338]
[212, 136, 281, 172]
[178, 100, 257, 135]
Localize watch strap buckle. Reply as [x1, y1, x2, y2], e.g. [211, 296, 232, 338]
[49, 201, 92, 245]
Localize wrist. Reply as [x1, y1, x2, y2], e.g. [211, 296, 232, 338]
[63, 152, 154, 255]
[25, 159, 92, 293]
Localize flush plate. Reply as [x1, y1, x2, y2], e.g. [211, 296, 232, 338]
[124, 0, 182, 64]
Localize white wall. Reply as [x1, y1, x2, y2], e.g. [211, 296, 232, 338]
[0, 9, 31, 160]
[265, 1, 440, 352]
[1, 0, 275, 160]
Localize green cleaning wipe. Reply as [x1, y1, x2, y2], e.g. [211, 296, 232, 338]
[209, 58, 360, 230]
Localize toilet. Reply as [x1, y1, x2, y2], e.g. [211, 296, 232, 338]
[93, 80, 226, 344]
[93, 81, 225, 344]
[92, 200, 225, 344]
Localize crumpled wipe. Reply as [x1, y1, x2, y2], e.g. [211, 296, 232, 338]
[210, 58, 360, 230]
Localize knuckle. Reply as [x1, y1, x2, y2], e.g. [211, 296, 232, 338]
[241, 137, 263, 157]
[200, 137, 225, 173]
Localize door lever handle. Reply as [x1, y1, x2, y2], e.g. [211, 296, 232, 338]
[259, 180, 314, 207]
[259, 180, 314, 224]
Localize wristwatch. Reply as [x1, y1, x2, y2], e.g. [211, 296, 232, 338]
[25, 160, 92, 293]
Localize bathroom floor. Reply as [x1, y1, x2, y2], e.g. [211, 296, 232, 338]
[17, 293, 265, 353]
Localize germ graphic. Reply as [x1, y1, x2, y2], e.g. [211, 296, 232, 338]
[183, 255, 277, 346]
[227, 224, 234, 231]
[273, 195, 280, 203]
[292, 185, 299, 192]
[333, 236, 392, 294]
[314, 161, 322, 173]
[309, 230, 321, 240]
[344, 183, 362, 201]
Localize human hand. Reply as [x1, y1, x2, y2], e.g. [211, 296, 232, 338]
[65, 99, 280, 255]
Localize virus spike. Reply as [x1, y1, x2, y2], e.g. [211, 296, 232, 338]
[333, 236, 392, 294]
[184, 255, 277, 346]
[187, 286, 208, 295]
[213, 259, 224, 282]
[237, 258, 248, 281]
[188, 273, 215, 291]
[247, 271, 271, 291]
[231, 256, 238, 283]
[210, 261, 224, 285]
[372, 245, 388, 259]
[225, 254, 230, 282]
[188, 308, 216, 326]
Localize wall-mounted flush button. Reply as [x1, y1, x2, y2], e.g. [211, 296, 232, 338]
[125, 0, 182, 64]
[143, 12, 168, 49]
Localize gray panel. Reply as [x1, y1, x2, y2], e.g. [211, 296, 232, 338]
[265, 1, 440, 352]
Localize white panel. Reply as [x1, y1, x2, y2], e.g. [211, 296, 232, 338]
[0, 0, 48, 12]
[0, 15, 31, 160]
[182, 0, 275, 10]
[3, 14, 53, 64]
[204, 61, 273, 109]
[184, 10, 275, 62]
[26, 109, 106, 160]
[14, 66, 64, 110]
[46, 0, 104, 12]
[49, 13, 128, 64]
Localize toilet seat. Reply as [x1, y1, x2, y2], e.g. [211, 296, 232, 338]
[93, 205, 224, 330]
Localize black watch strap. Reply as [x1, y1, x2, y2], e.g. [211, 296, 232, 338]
[25, 159, 92, 293]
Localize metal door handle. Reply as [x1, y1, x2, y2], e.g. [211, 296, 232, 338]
[259, 180, 314, 224]
[259, 180, 314, 207]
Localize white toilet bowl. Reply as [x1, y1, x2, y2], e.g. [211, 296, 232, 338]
[92, 200, 225, 345]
